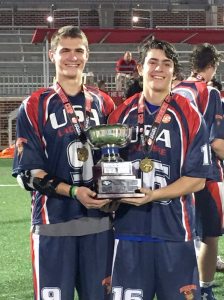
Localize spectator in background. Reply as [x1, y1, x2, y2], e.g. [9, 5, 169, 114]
[115, 51, 137, 91]
[125, 70, 143, 98]
[12, 26, 115, 300]
[171, 71, 185, 88]
[98, 79, 107, 92]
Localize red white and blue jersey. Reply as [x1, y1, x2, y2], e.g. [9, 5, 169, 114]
[12, 85, 115, 225]
[108, 92, 211, 242]
[174, 81, 224, 182]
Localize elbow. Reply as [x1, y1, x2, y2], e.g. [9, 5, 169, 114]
[211, 139, 224, 160]
[193, 178, 206, 193]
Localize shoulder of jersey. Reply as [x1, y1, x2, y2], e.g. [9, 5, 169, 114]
[109, 93, 139, 121]
[172, 92, 202, 122]
[171, 92, 197, 113]
[172, 92, 190, 103]
[28, 87, 54, 102]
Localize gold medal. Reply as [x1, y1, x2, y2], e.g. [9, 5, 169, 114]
[140, 158, 154, 173]
[77, 146, 89, 162]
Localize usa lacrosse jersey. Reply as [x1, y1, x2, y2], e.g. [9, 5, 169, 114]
[174, 81, 224, 182]
[108, 92, 211, 242]
[13, 86, 115, 225]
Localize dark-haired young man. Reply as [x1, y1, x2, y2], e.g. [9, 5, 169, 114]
[12, 26, 115, 300]
[173, 43, 224, 300]
[108, 39, 211, 300]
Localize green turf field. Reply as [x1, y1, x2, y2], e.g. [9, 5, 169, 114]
[0, 159, 223, 300]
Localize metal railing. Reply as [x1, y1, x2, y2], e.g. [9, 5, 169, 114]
[0, 73, 119, 96]
[8, 108, 18, 146]
[1, 70, 224, 97]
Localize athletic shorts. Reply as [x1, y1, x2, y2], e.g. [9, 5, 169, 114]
[218, 181, 224, 234]
[31, 229, 114, 300]
[111, 239, 200, 300]
[195, 181, 223, 238]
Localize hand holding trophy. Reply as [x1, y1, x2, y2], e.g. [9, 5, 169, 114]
[86, 124, 145, 199]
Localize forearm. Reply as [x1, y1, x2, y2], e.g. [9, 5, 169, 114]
[33, 170, 71, 197]
[121, 176, 206, 206]
[151, 176, 205, 202]
[29, 170, 109, 209]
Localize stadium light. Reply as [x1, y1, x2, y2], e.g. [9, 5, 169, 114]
[47, 15, 54, 23]
[132, 16, 139, 23]
[46, 4, 55, 27]
[46, 15, 54, 28]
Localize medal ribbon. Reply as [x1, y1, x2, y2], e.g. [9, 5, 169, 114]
[137, 92, 172, 156]
[53, 82, 93, 143]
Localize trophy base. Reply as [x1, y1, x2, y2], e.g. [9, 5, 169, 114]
[96, 192, 145, 199]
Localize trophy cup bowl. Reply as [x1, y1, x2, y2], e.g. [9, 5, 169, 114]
[86, 124, 144, 199]
[86, 124, 132, 149]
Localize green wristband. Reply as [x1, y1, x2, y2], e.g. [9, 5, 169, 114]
[69, 185, 78, 198]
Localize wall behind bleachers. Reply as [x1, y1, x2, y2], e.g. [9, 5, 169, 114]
[0, 8, 214, 28]
[114, 9, 207, 28]
[0, 0, 224, 28]
[1, 5, 224, 28]
[0, 8, 99, 28]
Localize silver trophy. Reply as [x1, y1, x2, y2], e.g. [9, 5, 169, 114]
[86, 124, 144, 199]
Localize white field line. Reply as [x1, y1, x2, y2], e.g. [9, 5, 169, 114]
[0, 184, 19, 186]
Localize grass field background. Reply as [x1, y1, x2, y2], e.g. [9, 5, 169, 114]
[0, 158, 223, 300]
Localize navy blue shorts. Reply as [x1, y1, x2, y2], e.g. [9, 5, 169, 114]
[111, 239, 200, 300]
[31, 229, 114, 300]
[195, 181, 223, 238]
